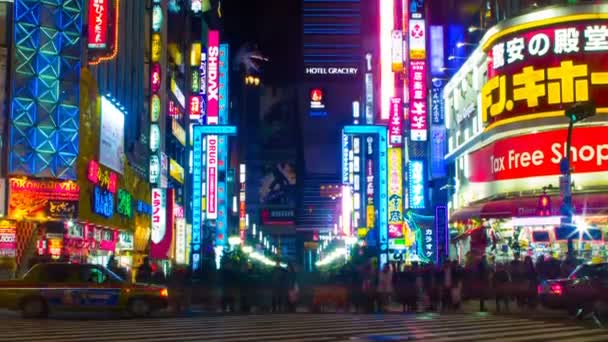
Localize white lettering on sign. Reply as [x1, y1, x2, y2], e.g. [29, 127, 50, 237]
[492, 24, 608, 70]
[305, 67, 359, 75]
[206, 135, 218, 219]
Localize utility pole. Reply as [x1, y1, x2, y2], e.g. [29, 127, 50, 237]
[561, 102, 595, 256]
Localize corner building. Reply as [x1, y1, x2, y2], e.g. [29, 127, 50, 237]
[446, 3, 608, 264]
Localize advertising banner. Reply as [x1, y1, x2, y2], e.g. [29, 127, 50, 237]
[365, 73, 374, 124]
[0, 223, 17, 257]
[388, 97, 403, 147]
[99, 96, 125, 174]
[409, 60, 428, 141]
[469, 126, 608, 183]
[206, 30, 220, 124]
[8, 178, 79, 220]
[482, 20, 608, 130]
[388, 148, 403, 239]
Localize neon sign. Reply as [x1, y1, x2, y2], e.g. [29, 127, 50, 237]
[87, 160, 117, 193]
[151, 63, 161, 93]
[88, 0, 108, 49]
[408, 160, 425, 209]
[92, 186, 114, 218]
[117, 189, 133, 218]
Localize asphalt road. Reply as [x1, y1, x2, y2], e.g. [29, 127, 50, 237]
[0, 312, 607, 341]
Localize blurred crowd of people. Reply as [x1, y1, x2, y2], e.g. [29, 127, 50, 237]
[327, 253, 582, 313]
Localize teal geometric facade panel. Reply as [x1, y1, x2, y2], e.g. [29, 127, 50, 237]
[10, 0, 82, 179]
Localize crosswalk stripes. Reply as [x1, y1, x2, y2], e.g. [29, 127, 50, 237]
[0, 313, 606, 342]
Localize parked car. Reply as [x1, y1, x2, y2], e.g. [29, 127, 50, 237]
[0, 262, 169, 318]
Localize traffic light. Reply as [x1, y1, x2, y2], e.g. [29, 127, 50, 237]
[565, 102, 596, 123]
[537, 193, 552, 216]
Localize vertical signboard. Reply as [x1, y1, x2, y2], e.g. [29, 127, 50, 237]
[388, 148, 403, 239]
[191, 130, 203, 270]
[408, 160, 425, 209]
[408, 6, 427, 142]
[391, 30, 404, 72]
[199, 52, 207, 121]
[388, 97, 403, 147]
[430, 126, 447, 178]
[175, 218, 187, 264]
[205, 31, 220, 221]
[216, 181, 227, 246]
[219, 44, 229, 124]
[150, 188, 169, 258]
[341, 132, 350, 185]
[365, 137, 375, 230]
[436, 205, 448, 260]
[430, 25, 445, 76]
[88, 0, 108, 49]
[409, 60, 427, 141]
[365, 72, 374, 125]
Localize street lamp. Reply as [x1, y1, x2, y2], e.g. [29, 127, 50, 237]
[468, 26, 486, 33]
[456, 42, 476, 48]
[447, 55, 467, 61]
[561, 102, 596, 256]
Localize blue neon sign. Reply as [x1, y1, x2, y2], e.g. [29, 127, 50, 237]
[409, 160, 425, 209]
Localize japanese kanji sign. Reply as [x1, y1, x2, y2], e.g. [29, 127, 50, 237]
[483, 21, 608, 130]
[409, 60, 428, 141]
[408, 160, 425, 209]
[388, 97, 403, 146]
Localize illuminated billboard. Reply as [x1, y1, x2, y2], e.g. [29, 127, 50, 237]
[206, 30, 220, 124]
[388, 97, 403, 146]
[482, 19, 608, 131]
[388, 148, 403, 239]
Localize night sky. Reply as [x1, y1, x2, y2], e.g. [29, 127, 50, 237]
[223, 0, 301, 84]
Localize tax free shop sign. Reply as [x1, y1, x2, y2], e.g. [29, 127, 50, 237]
[468, 126, 608, 183]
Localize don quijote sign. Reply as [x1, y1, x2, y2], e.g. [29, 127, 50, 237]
[482, 20, 608, 130]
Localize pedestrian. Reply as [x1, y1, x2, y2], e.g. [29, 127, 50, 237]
[451, 260, 463, 310]
[442, 261, 453, 311]
[478, 255, 489, 312]
[494, 263, 511, 313]
[523, 256, 538, 310]
[107, 255, 128, 281]
[271, 262, 285, 312]
[135, 257, 153, 283]
[377, 263, 394, 312]
[286, 264, 299, 312]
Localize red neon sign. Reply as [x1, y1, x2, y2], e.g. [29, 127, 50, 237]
[151, 63, 161, 93]
[469, 126, 608, 183]
[88, 0, 108, 49]
[87, 160, 118, 193]
[189, 96, 201, 116]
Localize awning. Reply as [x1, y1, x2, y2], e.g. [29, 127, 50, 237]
[450, 193, 608, 223]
